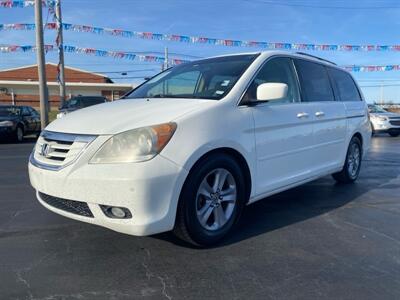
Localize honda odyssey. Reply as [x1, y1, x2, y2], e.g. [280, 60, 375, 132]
[29, 51, 371, 246]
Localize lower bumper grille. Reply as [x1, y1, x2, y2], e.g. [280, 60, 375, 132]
[39, 192, 94, 218]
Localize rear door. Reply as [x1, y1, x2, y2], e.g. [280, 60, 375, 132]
[21, 106, 35, 133]
[294, 59, 347, 173]
[327, 67, 370, 157]
[246, 57, 316, 194]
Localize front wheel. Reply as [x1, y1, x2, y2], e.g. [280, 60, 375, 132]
[14, 126, 24, 143]
[389, 132, 400, 137]
[332, 136, 362, 183]
[173, 154, 246, 246]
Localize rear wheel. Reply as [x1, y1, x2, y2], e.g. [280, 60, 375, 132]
[389, 132, 400, 137]
[173, 154, 246, 246]
[332, 136, 362, 183]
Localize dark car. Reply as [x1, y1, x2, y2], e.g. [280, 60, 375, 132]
[57, 96, 108, 118]
[0, 105, 41, 142]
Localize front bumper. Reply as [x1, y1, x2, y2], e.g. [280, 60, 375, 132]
[29, 151, 188, 236]
[371, 119, 400, 133]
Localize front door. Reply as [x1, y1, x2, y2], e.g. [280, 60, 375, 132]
[244, 57, 316, 195]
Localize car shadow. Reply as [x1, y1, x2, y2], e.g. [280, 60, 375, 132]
[153, 164, 397, 248]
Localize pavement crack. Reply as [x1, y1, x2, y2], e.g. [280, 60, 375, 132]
[141, 247, 172, 300]
[343, 220, 400, 246]
[16, 270, 33, 300]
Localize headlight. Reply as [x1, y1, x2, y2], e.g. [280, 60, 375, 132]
[90, 123, 177, 164]
[376, 116, 388, 121]
[0, 121, 13, 127]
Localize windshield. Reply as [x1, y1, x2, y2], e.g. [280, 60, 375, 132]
[126, 54, 259, 100]
[0, 106, 21, 117]
[368, 105, 387, 113]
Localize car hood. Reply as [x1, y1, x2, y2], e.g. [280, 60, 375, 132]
[46, 98, 215, 135]
[370, 112, 400, 118]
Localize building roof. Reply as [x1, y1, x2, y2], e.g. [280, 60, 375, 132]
[0, 63, 113, 84]
[0, 80, 133, 90]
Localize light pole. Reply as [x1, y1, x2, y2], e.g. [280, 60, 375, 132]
[55, 0, 66, 108]
[34, 0, 49, 128]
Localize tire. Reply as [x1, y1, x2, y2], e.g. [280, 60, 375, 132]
[173, 153, 247, 246]
[332, 136, 362, 184]
[14, 126, 24, 143]
[389, 132, 400, 137]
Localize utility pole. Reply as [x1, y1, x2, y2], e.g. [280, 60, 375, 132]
[34, 0, 49, 128]
[163, 47, 169, 71]
[55, 0, 66, 108]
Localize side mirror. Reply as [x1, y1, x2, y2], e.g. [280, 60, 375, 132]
[256, 82, 288, 102]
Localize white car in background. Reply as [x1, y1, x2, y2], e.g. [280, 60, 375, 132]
[29, 51, 371, 246]
[368, 104, 400, 137]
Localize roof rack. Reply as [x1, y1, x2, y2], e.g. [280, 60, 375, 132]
[295, 52, 337, 66]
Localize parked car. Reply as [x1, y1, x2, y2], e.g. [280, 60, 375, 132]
[368, 104, 400, 137]
[29, 51, 371, 246]
[0, 105, 41, 142]
[57, 96, 107, 118]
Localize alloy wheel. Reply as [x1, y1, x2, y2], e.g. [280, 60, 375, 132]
[17, 128, 23, 142]
[347, 143, 361, 178]
[195, 168, 237, 231]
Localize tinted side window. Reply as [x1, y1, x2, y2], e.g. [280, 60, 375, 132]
[243, 57, 300, 104]
[31, 108, 39, 116]
[81, 98, 105, 107]
[328, 68, 361, 102]
[294, 59, 334, 102]
[21, 107, 30, 116]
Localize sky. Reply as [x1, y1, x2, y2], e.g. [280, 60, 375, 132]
[1, 0, 400, 103]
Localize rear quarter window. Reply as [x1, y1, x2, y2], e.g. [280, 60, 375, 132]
[294, 59, 335, 102]
[328, 68, 362, 101]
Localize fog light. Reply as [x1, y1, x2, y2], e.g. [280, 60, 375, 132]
[100, 205, 132, 219]
[111, 207, 126, 218]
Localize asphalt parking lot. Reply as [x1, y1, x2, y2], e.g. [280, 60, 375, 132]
[0, 135, 399, 300]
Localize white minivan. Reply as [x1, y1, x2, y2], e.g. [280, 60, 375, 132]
[29, 51, 371, 246]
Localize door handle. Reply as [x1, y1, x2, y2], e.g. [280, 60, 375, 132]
[315, 111, 325, 117]
[297, 112, 309, 119]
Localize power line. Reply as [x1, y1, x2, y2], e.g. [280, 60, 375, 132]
[357, 79, 400, 82]
[241, 0, 400, 9]
[109, 76, 148, 79]
[95, 68, 159, 73]
[360, 84, 400, 87]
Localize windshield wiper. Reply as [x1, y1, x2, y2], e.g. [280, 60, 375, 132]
[150, 94, 166, 98]
[147, 94, 191, 99]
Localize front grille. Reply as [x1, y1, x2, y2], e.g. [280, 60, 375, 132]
[32, 131, 96, 171]
[389, 120, 400, 126]
[39, 192, 94, 218]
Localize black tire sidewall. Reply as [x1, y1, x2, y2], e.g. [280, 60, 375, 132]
[180, 154, 246, 246]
